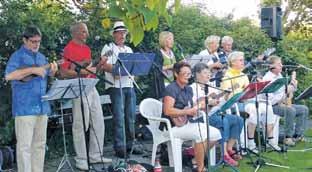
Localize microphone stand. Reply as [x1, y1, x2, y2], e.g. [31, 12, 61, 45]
[65, 58, 112, 172]
[203, 80, 211, 172]
[65, 58, 113, 85]
[193, 80, 239, 172]
[249, 76, 289, 172]
[112, 56, 144, 169]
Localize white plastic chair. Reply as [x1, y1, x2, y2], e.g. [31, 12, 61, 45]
[139, 98, 215, 172]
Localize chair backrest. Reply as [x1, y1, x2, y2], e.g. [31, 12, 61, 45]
[139, 98, 163, 129]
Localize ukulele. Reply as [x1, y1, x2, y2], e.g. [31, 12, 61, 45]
[68, 50, 113, 78]
[285, 71, 296, 106]
[19, 59, 63, 82]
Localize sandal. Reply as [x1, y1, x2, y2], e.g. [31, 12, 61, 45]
[228, 149, 243, 161]
[192, 167, 207, 172]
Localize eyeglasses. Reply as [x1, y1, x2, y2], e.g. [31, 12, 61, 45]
[179, 72, 192, 77]
[28, 39, 41, 44]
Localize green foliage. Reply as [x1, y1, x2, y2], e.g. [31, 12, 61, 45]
[170, 7, 273, 60]
[0, 1, 311, 147]
[0, 0, 75, 145]
[78, 0, 178, 46]
[278, 30, 312, 107]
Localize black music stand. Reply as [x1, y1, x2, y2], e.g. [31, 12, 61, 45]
[112, 53, 154, 168]
[42, 78, 98, 172]
[239, 81, 289, 172]
[260, 78, 287, 152]
[295, 85, 312, 101]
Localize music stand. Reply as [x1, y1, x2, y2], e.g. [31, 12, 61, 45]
[295, 85, 312, 101]
[260, 78, 287, 152]
[239, 81, 289, 172]
[287, 85, 312, 152]
[185, 54, 214, 68]
[43, 78, 98, 172]
[240, 81, 270, 100]
[112, 53, 155, 76]
[210, 92, 244, 172]
[112, 53, 154, 168]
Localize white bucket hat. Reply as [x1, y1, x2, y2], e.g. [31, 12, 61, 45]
[110, 21, 128, 35]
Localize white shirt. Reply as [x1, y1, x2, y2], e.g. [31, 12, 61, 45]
[190, 82, 222, 116]
[262, 71, 286, 105]
[101, 42, 134, 89]
[198, 49, 219, 66]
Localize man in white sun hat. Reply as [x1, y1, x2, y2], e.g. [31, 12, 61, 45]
[100, 21, 142, 158]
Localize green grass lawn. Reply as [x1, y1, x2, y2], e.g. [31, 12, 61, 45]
[213, 134, 312, 172]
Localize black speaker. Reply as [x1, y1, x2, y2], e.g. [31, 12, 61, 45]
[261, 7, 282, 39]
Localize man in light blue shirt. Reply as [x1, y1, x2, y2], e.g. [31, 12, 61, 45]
[5, 25, 57, 172]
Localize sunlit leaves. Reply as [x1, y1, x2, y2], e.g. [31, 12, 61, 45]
[125, 17, 144, 46]
[104, 0, 175, 45]
[108, 4, 126, 18]
[146, 0, 158, 10]
[101, 18, 111, 29]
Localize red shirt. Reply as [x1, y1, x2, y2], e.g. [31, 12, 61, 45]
[61, 40, 95, 78]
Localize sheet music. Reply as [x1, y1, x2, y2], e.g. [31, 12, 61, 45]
[186, 54, 214, 67]
[42, 78, 99, 101]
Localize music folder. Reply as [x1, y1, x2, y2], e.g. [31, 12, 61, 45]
[112, 53, 155, 76]
[260, 77, 288, 95]
[239, 81, 270, 101]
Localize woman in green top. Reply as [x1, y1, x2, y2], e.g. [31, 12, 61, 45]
[151, 31, 177, 99]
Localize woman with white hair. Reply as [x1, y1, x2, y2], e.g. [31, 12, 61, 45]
[190, 63, 244, 166]
[199, 35, 225, 86]
[199, 35, 222, 68]
[221, 51, 281, 153]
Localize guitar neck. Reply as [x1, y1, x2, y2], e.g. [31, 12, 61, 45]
[42, 63, 51, 70]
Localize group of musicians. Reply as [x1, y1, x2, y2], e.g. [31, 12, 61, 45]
[4, 21, 309, 172]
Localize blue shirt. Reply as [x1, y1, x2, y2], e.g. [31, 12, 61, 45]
[5, 45, 51, 117]
[164, 81, 194, 109]
[162, 81, 194, 127]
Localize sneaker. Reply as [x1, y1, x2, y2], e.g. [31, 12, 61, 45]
[227, 150, 243, 160]
[284, 138, 296, 147]
[267, 143, 281, 151]
[268, 139, 281, 151]
[248, 140, 259, 154]
[293, 135, 305, 142]
[75, 162, 88, 171]
[241, 150, 247, 156]
[90, 157, 112, 163]
[224, 154, 239, 166]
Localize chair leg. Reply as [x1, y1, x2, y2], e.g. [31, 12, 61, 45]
[171, 138, 183, 172]
[273, 116, 280, 145]
[210, 145, 216, 166]
[151, 143, 158, 166]
[167, 142, 174, 167]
